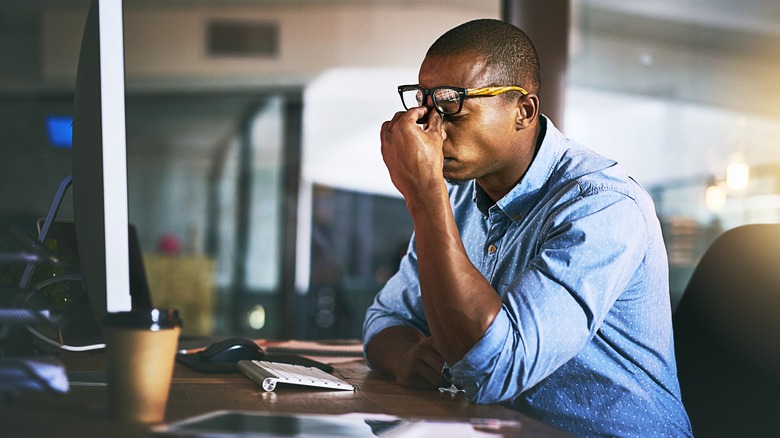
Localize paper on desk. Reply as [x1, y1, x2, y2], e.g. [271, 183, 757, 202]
[339, 413, 525, 437]
[300, 355, 363, 364]
[382, 422, 501, 437]
[358, 417, 519, 437]
[260, 339, 364, 364]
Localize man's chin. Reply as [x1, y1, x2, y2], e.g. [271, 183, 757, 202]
[443, 161, 470, 184]
[443, 165, 469, 185]
[443, 175, 469, 184]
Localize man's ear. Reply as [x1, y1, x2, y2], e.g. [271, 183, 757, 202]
[516, 94, 539, 129]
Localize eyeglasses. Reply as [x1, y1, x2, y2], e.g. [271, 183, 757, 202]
[398, 84, 528, 116]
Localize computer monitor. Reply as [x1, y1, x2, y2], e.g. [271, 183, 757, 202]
[71, 0, 133, 324]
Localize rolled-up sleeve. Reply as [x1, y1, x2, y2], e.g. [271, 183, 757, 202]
[449, 306, 513, 402]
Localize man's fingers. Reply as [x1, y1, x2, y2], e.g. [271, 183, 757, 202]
[417, 341, 447, 386]
[402, 361, 445, 389]
[392, 337, 449, 390]
[381, 107, 427, 139]
[406, 106, 429, 124]
[425, 109, 443, 134]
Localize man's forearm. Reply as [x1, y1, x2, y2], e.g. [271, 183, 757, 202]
[406, 187, 503, 365]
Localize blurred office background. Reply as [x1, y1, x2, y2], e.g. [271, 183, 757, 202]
[1, 0, 779, 339]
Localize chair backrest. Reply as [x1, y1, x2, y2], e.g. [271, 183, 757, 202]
[673, 223, 780, 437]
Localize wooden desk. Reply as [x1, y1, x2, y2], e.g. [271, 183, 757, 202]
[0, 351, 571, 437]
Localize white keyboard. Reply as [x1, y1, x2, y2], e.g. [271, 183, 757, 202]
[237, 360, 355, 392]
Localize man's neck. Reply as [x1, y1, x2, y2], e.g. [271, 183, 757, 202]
[476, 117, 546, 203]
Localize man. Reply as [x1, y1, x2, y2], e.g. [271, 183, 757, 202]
[362, 19, 692, 437]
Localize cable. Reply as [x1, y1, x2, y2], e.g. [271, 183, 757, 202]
[25, 325, 105, 351]
[21, 274, 106, 352]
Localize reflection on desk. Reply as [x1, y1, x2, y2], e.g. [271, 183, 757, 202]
[0, 350, 573, 437]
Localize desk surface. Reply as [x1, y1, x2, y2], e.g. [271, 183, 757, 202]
[0, 350, 571, 437]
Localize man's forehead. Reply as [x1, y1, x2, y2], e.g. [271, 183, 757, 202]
[418, 53, 491, 87]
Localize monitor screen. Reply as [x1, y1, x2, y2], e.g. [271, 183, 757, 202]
[71, 0, 133, 325]
[45, 116, 73, 149]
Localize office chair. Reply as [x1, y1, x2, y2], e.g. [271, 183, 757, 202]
[673, 223, 780, 437]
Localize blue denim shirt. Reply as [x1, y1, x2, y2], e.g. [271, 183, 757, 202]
[363, 117, 692, 437]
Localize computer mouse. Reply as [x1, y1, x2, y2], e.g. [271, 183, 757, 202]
[196, 337, 266, 363]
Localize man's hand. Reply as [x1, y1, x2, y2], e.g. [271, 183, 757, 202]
[366, 326, 449, 390]
[380, 106, 447, 202]
[392, 336, 449, 389]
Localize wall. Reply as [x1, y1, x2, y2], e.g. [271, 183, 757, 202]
[41, 3, 501, 88]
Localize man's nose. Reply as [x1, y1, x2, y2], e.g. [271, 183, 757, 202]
[422, 94, 436, 110]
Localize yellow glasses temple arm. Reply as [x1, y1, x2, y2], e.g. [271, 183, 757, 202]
[466, 86, 528, 97]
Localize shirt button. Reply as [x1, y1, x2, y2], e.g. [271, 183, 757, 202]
[513, 214, 520, 221]
[488, 245, 497, 254]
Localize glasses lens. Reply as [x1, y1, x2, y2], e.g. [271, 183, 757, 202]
[401, 88, 423, 110]
[432, 88, 461, 115]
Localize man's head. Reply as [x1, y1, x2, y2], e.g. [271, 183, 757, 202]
[427, 19, 540, 96]
[412, 19, 542, 198]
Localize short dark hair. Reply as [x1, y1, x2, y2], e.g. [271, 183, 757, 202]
[426, 19, 541, 95]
